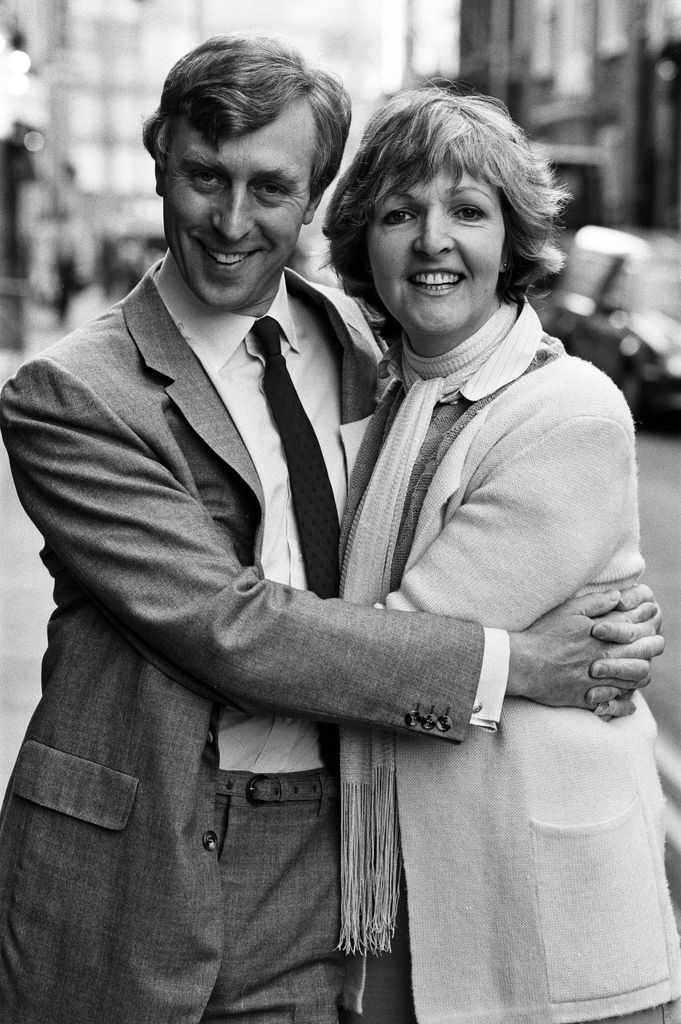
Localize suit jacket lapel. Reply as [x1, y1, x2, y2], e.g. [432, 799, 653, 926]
[284, 268, 382, 425]
[121, 268, 382, 511]
[122, 273, 264, 505]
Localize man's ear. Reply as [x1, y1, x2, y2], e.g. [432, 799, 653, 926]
[302, 192, 324, 226]
[154, 164, 166, 198]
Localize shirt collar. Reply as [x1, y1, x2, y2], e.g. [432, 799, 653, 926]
[379, 301, 543, 401]
[153, 250, 298, 374]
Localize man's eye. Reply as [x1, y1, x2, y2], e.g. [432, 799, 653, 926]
[194, 170, 221, 187]
[259, 182, 285, 199]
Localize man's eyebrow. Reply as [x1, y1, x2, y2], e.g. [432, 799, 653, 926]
[180, 147, 223, 168]
[252, 166, 301, 188]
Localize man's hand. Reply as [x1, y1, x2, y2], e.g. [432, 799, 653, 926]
[507, 585, 664, 718]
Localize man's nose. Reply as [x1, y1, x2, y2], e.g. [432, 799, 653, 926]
[415, 210, 454, 257]
[211, 189, 253, 238]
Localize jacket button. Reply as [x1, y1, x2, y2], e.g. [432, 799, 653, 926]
[405, 710, 420, 728]
[202, 830, 218, 852]
[421, 713, 437, 730]
[436, 715, 452, 732]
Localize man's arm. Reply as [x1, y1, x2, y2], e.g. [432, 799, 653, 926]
[0, 354, 482, 740]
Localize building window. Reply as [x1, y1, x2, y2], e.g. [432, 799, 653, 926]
[598, 0, 628, 57]
[532, 0, 556, 78]
[554, 0, 594, 96]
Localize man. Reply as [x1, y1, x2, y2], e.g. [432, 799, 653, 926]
[0, 35, 662, 1024]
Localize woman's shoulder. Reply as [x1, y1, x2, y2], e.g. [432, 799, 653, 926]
[489, 344, 635, 435]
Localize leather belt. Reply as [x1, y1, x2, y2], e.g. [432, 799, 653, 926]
[215, 769, 339, 804]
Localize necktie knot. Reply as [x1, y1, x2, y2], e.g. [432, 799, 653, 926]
[252, 316, 282, 360]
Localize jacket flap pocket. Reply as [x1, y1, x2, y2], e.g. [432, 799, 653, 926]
[13, 740, 138, 830]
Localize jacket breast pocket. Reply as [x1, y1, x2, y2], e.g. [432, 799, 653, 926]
[12, 740, 138, 830]
[530, 796, 669, 1007]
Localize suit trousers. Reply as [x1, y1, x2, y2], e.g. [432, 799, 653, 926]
[200, 768, 345, 1024]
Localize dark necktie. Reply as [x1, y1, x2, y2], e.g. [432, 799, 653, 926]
[252, 315, 340, 599]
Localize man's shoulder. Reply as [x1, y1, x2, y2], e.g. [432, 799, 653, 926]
[284, 268, 379, 352]
[3, 282, 159, 409]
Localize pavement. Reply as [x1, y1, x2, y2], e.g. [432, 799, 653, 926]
[0, 288, 110, 787]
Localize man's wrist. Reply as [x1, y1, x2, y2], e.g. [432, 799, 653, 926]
[506, 630, 536, 699]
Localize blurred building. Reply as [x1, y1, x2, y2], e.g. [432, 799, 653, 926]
[0, 0, 408, 318]
[456, 0, 681, 230]
[0, 0, 47, 350]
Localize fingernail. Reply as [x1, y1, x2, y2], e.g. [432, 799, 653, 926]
[592, 625, 608, 638]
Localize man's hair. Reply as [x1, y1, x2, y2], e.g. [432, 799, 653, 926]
[143, 34, 352, 201]
[324, 88, 570, 333]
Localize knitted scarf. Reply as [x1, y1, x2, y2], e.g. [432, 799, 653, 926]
[338, 301, 530, 956]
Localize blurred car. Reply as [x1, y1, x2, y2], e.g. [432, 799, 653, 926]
[540, 225, 681, 419]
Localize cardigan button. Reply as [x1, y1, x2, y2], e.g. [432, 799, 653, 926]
[202, 830, 218, 852]
[405, 710, 420, 728]
[436, 715, 452, 732]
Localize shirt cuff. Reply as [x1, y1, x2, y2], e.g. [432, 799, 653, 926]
[470, 627, 509, 732]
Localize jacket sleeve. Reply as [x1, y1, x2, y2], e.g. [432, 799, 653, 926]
[0, 354, 483, 741]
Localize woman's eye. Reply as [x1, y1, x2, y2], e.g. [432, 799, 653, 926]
[456, 206, 482, 220]
[382, 209, 411, 225]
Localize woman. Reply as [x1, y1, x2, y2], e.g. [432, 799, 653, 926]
[323, 90, 681, 1024]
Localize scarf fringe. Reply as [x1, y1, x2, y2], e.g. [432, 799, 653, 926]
[338, 765, 402, 956]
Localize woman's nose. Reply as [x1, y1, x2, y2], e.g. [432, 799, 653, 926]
[415, 210, 454, 256]
[211, 189, 253, 238]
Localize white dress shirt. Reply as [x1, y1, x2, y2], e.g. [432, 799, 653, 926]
[154, 252, 508, 769]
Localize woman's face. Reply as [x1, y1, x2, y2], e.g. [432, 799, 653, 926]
[366, 171, 507, 357]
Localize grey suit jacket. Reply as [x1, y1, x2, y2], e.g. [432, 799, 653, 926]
[0, 268, 483, 1022]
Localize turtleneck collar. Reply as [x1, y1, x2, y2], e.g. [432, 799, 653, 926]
[380, 300, 544, 403]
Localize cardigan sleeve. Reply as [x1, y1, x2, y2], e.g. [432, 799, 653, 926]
[384, 380, 643, 631]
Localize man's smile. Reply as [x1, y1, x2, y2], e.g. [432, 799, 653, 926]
[203, 246, 254, 266]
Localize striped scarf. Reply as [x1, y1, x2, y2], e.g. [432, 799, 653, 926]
[338, 301, 527, 955]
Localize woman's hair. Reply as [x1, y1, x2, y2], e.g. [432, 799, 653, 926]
[143, 34, 351, 202]
[324, 87, 569, 332]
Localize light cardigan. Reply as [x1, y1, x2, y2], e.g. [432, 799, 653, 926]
[343, 342, 681, 1023]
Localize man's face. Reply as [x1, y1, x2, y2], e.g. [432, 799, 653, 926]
[155, 100, 322, 316]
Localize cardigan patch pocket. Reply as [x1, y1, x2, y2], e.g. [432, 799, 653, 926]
[530, 796, 668, 1005]
[12, 740, 138, 831]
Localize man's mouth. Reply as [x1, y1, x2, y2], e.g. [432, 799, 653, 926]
[409, 271, 464, 288]
[204, 246, 252, 266]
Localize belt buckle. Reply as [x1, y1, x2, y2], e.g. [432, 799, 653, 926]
[245, 773, 281, 805]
